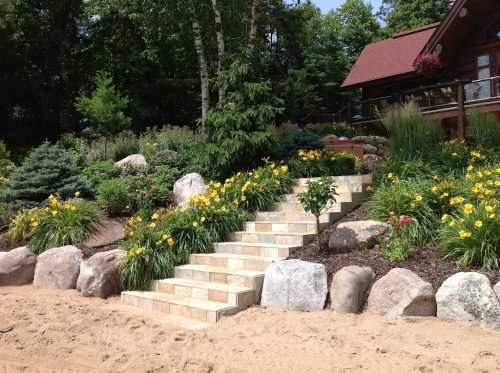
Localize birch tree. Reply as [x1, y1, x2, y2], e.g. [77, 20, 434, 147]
[211, 0, 226, 106]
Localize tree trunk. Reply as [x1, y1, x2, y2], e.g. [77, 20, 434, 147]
[248, 0, 259, 51]
[191, 14, 210, 128]
[211, 0, 226, 106]
[315, 214, 320, 243]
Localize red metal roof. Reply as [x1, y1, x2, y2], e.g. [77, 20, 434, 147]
[341, 23, 440, 88]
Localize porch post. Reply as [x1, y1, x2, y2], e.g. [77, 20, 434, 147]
[346, 101, 352, 124]
[457, 82, 466, 140]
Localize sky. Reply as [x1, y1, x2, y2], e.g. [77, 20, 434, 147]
[313, 0, 383, 13]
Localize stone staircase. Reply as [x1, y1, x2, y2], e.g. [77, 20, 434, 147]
[121, 175, 372, 323]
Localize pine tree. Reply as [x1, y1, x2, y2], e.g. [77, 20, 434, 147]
[5, 142, 94, 208]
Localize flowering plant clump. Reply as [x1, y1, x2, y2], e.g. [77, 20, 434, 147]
[415, 53, 443, 77]
[120, 163, 294, 290]
[380, 212, 415, 262]
[288, 149, 358, 178]
[6, 193, 100, 254]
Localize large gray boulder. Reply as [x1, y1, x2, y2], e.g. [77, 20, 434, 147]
[495, 282, 500, 299]
[362, 143, 378, 155]
[173, 173, 205, 208]
[82, 218, 125, 248]
[436, 272, 500, 330]
[77, 249, 124, 298]
[367, 268, 436, 317]
[329, 220, 389, 253]
[33, 246, 82, 289]
[261, 259, 327, 312]
[115, 154, 147, 169]
[0, 247, 37, 286]
[331, 266, 375, 314]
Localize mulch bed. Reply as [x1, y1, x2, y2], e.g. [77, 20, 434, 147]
[290, 204, 499, 290]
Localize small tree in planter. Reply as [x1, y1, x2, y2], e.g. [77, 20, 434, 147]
[298, 177, 338, 241]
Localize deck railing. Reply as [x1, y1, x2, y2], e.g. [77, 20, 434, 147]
[342, 76, 500, 124]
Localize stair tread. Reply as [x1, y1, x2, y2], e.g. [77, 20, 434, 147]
[246, 220, 322, 224]
[234, 231, 315, 236]
[191, 252, 280, 262]
[157, 277, 254, 293]
[177, 264, 265, 277]
[215, 241, 302, 248]
[123, 291, 237, 312]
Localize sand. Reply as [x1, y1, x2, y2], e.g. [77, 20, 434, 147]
[0, 286, 499, 373]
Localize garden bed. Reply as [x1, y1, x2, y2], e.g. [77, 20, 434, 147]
[290, 204, 500, 290]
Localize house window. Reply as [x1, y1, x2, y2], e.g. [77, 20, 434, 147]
[476, 54, 492, 99]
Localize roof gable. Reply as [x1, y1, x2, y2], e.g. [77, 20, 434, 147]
[341, 24, 439, 89]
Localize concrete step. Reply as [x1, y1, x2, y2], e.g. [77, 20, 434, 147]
[174, 264, 265, 295]
[294, 175, 372, 187]
[228, 231, 316, 246]
[213, 241, 301, 258]
[150, 277, 255, 308]
[121, 291, 238, 323]
[190, 252, 280, 271]
[274, 201, 358, 214]
[281, 192, 351, 203]
[254, 210, 346, 224]
[243, 221, 327, 234]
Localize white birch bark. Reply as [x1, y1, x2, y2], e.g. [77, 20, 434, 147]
[211, 0, 226, 106]
[248, 0, 259, 51]
[191, 14, 210, 126]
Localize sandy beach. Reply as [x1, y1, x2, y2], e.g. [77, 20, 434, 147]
[1, 285, 499, 373]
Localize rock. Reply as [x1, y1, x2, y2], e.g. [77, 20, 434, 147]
[362, 143, 378, 154]
[33, 246, 82, 289]
[363, 154, 385, 172]
[352, 136, 370, 143]
[82, 218, 125, 248]
[115, 154, 147, 169]
[338, 137, 350, 141]
[77, 249, 124, 298]
[328, 220, 389, 253]
[376, 145, 390, 158]
[373, 136, 390, 146]
[261, 259, 327, 312]
[173, 173, 205, 208]
[367, 268, 436, 317]
[0, 247, 37, 286]
[436, 272, 500, 330]
[495, 282, 500, 299]
[330, 266, 375, 314]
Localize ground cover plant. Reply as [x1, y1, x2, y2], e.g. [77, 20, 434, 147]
[5, 194, 100, 254]
[288, 148, 358, 178]
[120, 162, 293, 290]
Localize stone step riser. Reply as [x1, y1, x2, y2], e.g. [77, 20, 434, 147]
[121, 292, 238, 323]
[243, 221, 327, 234]
[189, 253, 275, 272]
[292, 185, 370, 195]
[213, 243, 298, 258]
[295, 175, 372, 187]
[254, 210, 347, 223]
[175, 266, 264, 295]
[149, 280, 255, 308]
[228, 231, 316, 246]
[283, 192, 369, 204]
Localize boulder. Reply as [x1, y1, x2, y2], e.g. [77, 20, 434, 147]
[154, 149, 178, 163]
[261, 259, 327, 312]
[338, 137, 350, 141]
[330, 266, 375, 314]
[367, 268, 436, 317]
[173, 173, 205, 208]
[363, 154, 385, 172]
[77, 249, 124, 298]
[376, 145, 390, 158]
[115, 154, 147, 169]
[0, 247, 37, 286]
[436, 272, 500, 330]
[328, 220, 389, 253]
[33, 246, 82, 289]
[495, 282, 500, 299]
[362, 143, 378, 155]
[82, 218, 125, 248]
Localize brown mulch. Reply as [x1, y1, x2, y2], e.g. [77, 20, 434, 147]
[290, 204, 500, 290]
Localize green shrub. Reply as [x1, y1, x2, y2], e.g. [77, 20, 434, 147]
[6, 195, 100, 254]
[379, 213, 414, 262]
[438, 201, 499, 270]
[298, 177, 338, 239]
[5, 142, 94, 209]
[304, 122, 360, 138]
[368, 178, 436, 244]
[86, 131, 140, 163]
[0, 202, 14, 231]
[82, 160, 121, 186]
[288, 149, 357, 178]
[0, 141, 14, 177]
[468, 111, 500, 149]
[57, 133, 90, 167]
[96, 178, 133, 215]
[383, 103, 445, 162]
[272, 123, 322, 160]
